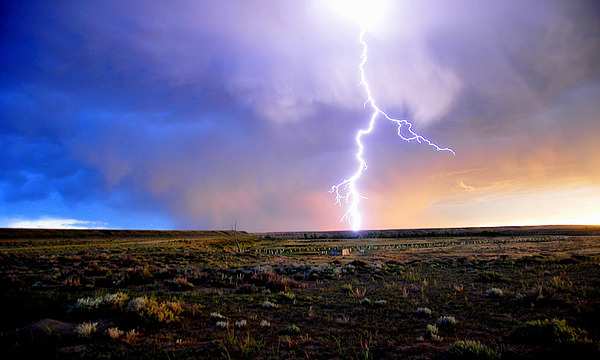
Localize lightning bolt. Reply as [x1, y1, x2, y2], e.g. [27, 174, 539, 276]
[330, 29, 455, 232]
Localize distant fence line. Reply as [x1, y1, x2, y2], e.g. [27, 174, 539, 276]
[254, 236, 565, 255]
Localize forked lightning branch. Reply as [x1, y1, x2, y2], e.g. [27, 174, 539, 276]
[329, 4, 454, 232]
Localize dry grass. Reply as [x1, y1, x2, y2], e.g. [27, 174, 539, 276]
[1, 228, 599, 359]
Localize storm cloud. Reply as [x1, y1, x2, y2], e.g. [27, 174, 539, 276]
[1, 0, 599, 231]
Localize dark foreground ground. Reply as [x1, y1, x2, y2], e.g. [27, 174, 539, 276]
[1, 226, 599, 359]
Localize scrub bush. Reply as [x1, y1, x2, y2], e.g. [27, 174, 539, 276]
[447, 340, 500, 360]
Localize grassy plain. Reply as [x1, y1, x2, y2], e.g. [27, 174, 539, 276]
[1, 226, 599, 359]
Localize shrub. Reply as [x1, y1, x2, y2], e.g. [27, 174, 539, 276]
[74, 297, 104, 311]
[262, 300, 278, 309]
[75, 321, 98, 337]
[104, 292, 129, 306]
[486, 288, 504, 298]
[276, 291, 296, 303]
[438, 316, 457, 329]
[447, 340, 501, 360]
[139, 299, 183, 324]
[350, 288, 367, 298]
[210, 312, 227, 320]
[74, 292, 129, 312]
[107, 327, 124, 339]
[425, 324, 439, 340]
[216, 321, 229, 329]
[511, 318, 588, 345]
[417, 307, 432, 317]
[63, 276, 81, 288]
[124, 329, 139, 344]
[127, 296, 148, 312]
[283, 325, 300, 334]
[235, 320, 247, 328]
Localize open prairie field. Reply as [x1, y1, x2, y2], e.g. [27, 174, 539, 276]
[1, 226, 599, 359]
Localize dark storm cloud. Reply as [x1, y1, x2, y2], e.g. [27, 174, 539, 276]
[1, 0, 599, 230]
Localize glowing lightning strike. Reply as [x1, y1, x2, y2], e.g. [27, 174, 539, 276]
[330, 29, 455, 232]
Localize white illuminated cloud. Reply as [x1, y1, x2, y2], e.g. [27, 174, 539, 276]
[2, 217, 104, 229]
[329, 0, 389, 30]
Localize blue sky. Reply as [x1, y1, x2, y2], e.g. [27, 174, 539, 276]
[1, 1, 599, 231]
